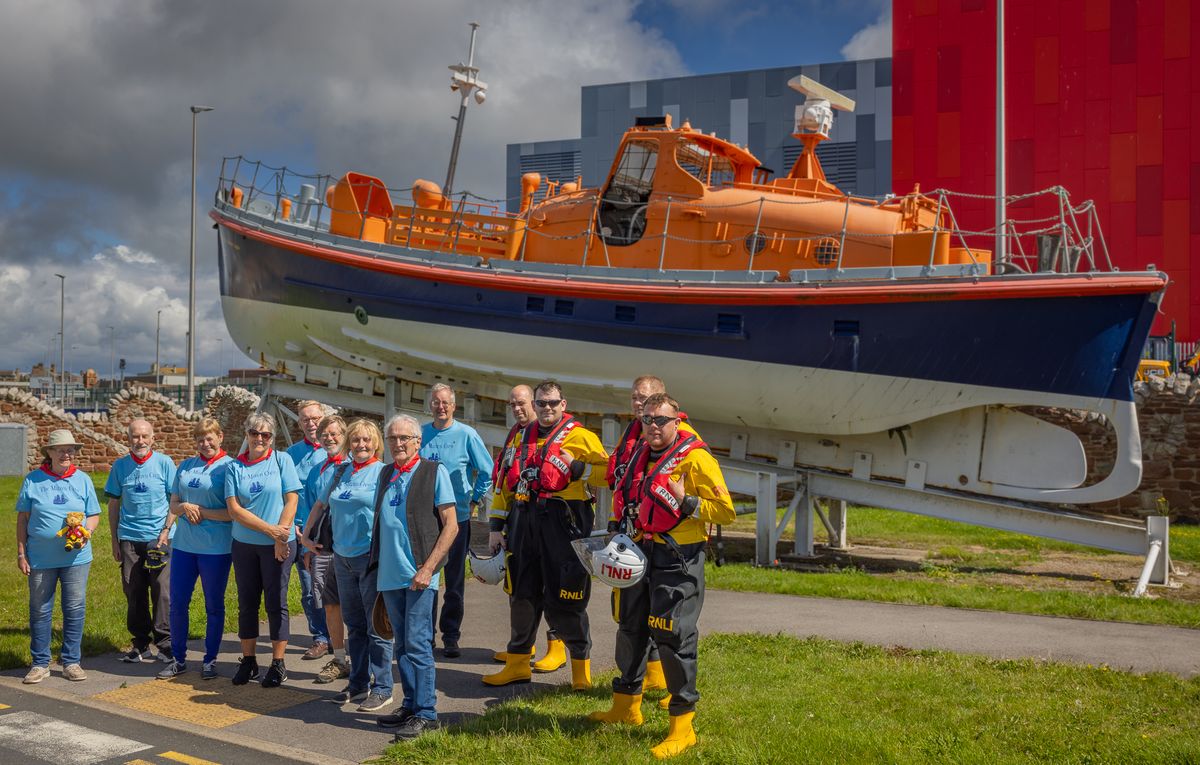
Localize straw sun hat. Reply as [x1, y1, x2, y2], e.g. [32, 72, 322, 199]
[41, 429, 83, 457]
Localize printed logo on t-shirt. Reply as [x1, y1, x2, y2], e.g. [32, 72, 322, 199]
[133, 480, 149, 493]
[52, 493, 67, 505]
[337, 488, 353, 500]
[187, 476, 203, 488]
[388, 491, 403, 507]
[249, 481, 264, 494]
[426, 452, 440, 462]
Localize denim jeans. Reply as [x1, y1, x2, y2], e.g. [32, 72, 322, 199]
[29, 563, 90, 667]
[169, 550, 232, 664]
[334, 553, 393, 696]
[431, 520, 470, 644]
[292, 547, 329, 644]
[382, 586, 437, 720]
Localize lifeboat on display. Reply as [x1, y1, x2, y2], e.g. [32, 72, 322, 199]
[212, 75, 1166, 507]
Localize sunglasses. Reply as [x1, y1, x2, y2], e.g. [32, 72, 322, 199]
[640, 414, 679, 428]
[534, 399, 563, 409]
[388, 434, 419, 444]
[248, 429, 274, 438]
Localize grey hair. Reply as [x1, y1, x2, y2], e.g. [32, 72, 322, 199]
[428, 383, 456, 406]
[384, 413, 421, 437]
[243, 412, 275, 435]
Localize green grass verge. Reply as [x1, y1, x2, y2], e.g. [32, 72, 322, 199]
[379, 633, 1200, 764]
[705, 563, 1200, 628]
[0, 475, 303, 670]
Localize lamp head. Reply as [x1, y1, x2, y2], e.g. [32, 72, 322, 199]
[190, 105, 215, 114]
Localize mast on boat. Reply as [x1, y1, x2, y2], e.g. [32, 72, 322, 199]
[444, 22, 487, 199]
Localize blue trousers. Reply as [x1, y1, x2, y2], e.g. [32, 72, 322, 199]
[382, 586, 438, 720]
[335, 553, 393, 696]
[29, 563, 90, 667]
[290, 547, 329, 645]
[431, 519, 470, 644]
[169, 549, 232, 664]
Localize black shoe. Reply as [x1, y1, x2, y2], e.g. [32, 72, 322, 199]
[232, 656, 259, 686]
[261, 659, 287, 688]
[378, 707, 415, 728]
[393, 715, 440, 740]
[442, 640, 461, 659]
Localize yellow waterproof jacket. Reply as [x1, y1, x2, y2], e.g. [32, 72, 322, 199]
[647, 446, 735, 546]
[490, 420, 609, 517]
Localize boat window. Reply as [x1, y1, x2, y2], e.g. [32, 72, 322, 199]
[715, 313, 743, 335]
[526, 296, 546, 312]
[615, 304, 637, 322]
[554, 299, 575, 317]
[676, 138, 736, 187]
[599, 140, 658, 247]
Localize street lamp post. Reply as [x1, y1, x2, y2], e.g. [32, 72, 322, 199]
[155, 309, 163, 389]
[188, 105, 214, 413]
[108, 325, 115, 391]
[54, 273, 64, 407]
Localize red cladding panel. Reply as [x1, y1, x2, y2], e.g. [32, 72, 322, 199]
[1136, 165, 1164, 236]
[1136, 235, 1163, 271]
[1009, 139, 1035, 195]
[1084, 30, 1111, 101]
[1033, 37, 1059, 104]
[1163, 130, 1189, 199]
[1191, 164, 1200, 233]
[1164, 0, 1190, 59]
[1136, 95, 1164, 166]
[1059, 136, 1085, 193]
[938, 46, 962, 112]
[1110, 65, 1137, 133]
[937, 112, 962, 178]
[1163, 200, 1189, 267]
[894, 49, 914, 116]
[1136, 22, 1165, 96]
[1084, 100, 1111, 168]
[1110, 1, 1137, 64]
[1162, 59, 1189, 130]
[1084, 0, 1110, 31]
[893, 116, 916, 185]
[1109, 133, 1137, 201]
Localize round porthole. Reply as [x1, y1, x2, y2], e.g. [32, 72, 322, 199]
[354, 305, 369, 325]
[743, 232, 767, 255]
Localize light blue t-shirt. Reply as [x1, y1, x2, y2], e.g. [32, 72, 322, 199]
[104, 452, 177, 543]
[225, 450, 302, 546]
[286, 440, 327, 528]
[305, 457, 346, 518]
[16, 467, 101, 570]
[324, 460, 384, 559]
[420, 421, 493, 522]
[171, 453, 234, 555]
[376, 462, 455, 592]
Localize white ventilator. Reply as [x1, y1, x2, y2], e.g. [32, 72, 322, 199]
[469, 549, 506, 585]
[592, 534, 647, 589]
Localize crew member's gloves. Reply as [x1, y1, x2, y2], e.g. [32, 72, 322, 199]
[679, 495, 700, 518]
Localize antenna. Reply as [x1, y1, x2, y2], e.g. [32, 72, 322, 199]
[787, 74, 855, 138]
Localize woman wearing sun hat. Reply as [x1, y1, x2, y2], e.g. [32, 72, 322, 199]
[15, 429, 102, 683]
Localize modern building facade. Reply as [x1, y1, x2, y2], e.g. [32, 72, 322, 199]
[506, 58, 893, 211]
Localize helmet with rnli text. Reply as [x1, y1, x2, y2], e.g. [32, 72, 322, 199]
[592, 533, 646, 589]
[469, 549, 507, 586]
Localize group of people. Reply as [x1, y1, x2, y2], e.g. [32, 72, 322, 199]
[16, 376, 732, 757]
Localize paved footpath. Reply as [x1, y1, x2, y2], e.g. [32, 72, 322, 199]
[2, 584, 1197, 764]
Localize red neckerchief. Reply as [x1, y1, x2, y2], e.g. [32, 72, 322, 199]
[303, 438, 320, 450]
[237, 449, 273, 466]
[130, 450, 154, 465]
[40, 463, 77, 480]
[352, 456, 379, 473]
[201, 449, 227, 466]
[389, 454, 420, 482]
[319, 454, 345, 473]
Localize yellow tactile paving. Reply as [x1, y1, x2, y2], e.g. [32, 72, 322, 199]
[0, 704, 10, 710]
[124, 760, 157, 765]
[94, 677, 315, 729]
[161, 751, 221, 765]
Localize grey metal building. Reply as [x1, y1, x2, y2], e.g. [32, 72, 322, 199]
[506, 57, 892, 211]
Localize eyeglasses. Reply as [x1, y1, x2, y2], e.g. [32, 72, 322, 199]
[534, 399, 563, 409]
[388, 434, 419, 445]
[640, 414, 678, 428]
[248, 429, 273, 438]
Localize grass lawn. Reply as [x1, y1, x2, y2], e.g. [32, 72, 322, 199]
[0, 474, 303, 670]
[381, 633, 1200, 764]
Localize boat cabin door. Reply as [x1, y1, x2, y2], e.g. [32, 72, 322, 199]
[598, 139, 658, 246]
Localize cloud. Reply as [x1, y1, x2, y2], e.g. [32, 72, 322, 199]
[841, 4, 891, 60]
[0, 0, 685, 376]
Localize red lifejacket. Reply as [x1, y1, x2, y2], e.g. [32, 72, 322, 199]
[613, 433, 706, 534]
[606, 411, 691, 489]
[502, 414, 579, 497]
[492, 423, 521, 488]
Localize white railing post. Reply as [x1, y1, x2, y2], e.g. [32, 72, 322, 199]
[657, 197, 673, 271]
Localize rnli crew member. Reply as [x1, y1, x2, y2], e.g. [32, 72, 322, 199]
[484, 381, 609, 690]
[606, 376, 701, 693]
[225, 413, 301, 688]
[17, 430, 101, 684]
[286, 400, 334, 661]
[299, 415, 350, 684]
[156, 418, 233, 681]
[106, 419, 176, 664]
[372, 414, 458, 740]
[590, 393, 735, 760]
[420, 383, 493, 659]
[487, 384, 559, 669]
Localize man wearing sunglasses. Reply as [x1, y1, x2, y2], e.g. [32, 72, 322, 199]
[590, 393, 734, 760]
[484, 381, 609, 691]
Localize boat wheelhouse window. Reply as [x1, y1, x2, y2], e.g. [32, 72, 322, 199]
[554, 299, 575, 316]
[676, 138, 736, 188]
[599, 139, 658, 247]
[526, 296, 546, 312]
[715, 313, 743, 335]
[615, 304, 637, 322]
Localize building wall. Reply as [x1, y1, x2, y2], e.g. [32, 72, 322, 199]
[893, 0, 1195, 340]
[506, 59, 893, 211]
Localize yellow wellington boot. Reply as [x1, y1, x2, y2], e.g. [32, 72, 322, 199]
[531, 634, 567, 673]
[657, 693, 671, 710]
[650, 711, 697, 760]
[643, 659, 667, 691]
[588, 692, 644, 725]
[482, 652, 532, 686]
[491, 645, 537, 664]
[570, 658, 592, 691]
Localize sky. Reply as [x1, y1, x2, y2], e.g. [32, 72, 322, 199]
[0, 0, 890, 379]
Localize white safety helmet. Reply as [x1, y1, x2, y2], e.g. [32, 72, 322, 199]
[469, 549, 506, 586]
[592, 534, 647, 589]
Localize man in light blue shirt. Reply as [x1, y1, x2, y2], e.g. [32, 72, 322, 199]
[420, 383, 493, 658]
[285, 400, 333, 660]
[105, 419, 177, 663]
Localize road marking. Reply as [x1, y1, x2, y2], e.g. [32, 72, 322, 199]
[161, 752, 221, 765]
[124, 760, 157, 765]
[0, 710, 150, 765]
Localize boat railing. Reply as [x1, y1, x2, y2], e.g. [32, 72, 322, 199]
[214, 157, 1116, 279]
